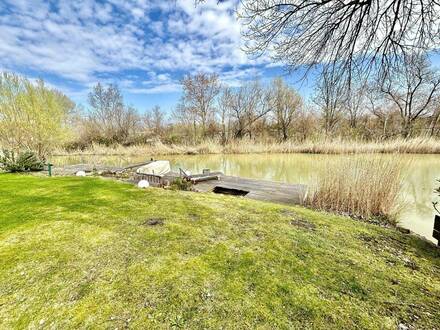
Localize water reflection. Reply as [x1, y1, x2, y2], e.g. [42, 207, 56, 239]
[51, 153, 440, 243]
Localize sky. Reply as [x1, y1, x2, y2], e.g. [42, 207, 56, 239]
[0, 0, 318, 114]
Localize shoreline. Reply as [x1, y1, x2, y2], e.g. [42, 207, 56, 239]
[25, 165, 440, 245]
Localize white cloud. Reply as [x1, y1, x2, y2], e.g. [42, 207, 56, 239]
[157, 73, 170, 81]
[129, 71, 181, 94]
[128, 83, 181, 94]
[0, 0, 267, 96]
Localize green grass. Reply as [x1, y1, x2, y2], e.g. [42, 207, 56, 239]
[0, 174, 439, 329]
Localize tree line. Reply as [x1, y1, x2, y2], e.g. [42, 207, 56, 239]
[3, 0, 440, 156]
[1, 54, 440, 156]
[76, 54, 440, 146]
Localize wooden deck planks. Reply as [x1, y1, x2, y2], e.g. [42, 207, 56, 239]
[193, 175, 306, 205]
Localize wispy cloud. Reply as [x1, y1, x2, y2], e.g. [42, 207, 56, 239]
[0, 0, 268, 98]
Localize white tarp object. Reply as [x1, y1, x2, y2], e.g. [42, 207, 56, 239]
[136, 160, 171, 176]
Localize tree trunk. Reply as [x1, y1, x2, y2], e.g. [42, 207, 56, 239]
[193, 120, 197, 143]
[349, 115, 357, 129]
[221, 123, 226, 145]
[401, 119, 412, 138]
[382, 117, 388, 138]
[282, 126, 288, 141]
[429, 108, 440, 137]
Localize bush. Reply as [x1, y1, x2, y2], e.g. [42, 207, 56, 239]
[0, 150, 45, 172]
[0, 72, 74, 157]
[170, 177, 193, 191]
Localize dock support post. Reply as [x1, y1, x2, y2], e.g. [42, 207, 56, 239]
[433, 215, 440, 246]
[47, 163, 53, 177]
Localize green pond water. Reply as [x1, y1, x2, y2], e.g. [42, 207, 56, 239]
[52, 153, 440, 243]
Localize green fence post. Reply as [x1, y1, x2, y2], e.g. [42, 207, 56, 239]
[48, 163, 52, 177]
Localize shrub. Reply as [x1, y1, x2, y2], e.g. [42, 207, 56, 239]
[170, 177, 193, 191]
[304, 156, 407, 224]
[0, 150, 45, 172]
[0, 72, 74, 157]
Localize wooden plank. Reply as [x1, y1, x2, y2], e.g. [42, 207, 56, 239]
[193, 174, 306, 205]
[134, 170, 306, 205]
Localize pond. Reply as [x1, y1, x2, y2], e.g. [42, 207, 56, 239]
[52, 153, 440, 243]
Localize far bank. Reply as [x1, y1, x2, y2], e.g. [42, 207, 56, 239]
[54, 138, 440, 157]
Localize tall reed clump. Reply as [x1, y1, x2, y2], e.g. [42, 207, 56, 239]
[304, 156, 408, 224]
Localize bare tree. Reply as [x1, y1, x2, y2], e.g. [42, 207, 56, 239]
[313, 71, 346, 136]
[293, 104, 319, 142]
[428, 105, 440, 137]
[365, 85, 392, 138]
[180, 73, 221, 138]
[345, 80, 368, 129]
[271, 77, 302, 141]
[144, 105, 166, 138]
[217, 87, 232, 145]
[87, 83, 139, 144]
[239, 0, 440, 85]
[380, 55, 440, 137]
[173, 98, 198, 143]
[228, 80, 272, 139]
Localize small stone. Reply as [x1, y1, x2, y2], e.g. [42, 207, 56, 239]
[39, 319, 45, 325]
[398, 323, 409, 330]
[76, 170, 86, 177]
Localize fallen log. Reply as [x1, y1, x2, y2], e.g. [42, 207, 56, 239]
[189, 174, 220, 183]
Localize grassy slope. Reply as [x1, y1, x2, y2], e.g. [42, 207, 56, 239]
[0, 175, 439, 329]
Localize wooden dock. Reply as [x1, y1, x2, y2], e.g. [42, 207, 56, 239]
[193, 175, 306, 205]
[55, 161, 306, 205]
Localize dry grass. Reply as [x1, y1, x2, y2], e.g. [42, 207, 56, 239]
[304, 156, 408, 223]
[53, 140, 223, 156]
[53, 137, 440, 157]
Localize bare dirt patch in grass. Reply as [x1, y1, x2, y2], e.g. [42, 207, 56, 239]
[143, 218, 164, 226]
[290, 219, 316, 231]
[280, 209, 316, 230]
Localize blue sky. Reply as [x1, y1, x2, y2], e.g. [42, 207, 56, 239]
[0, 0, 318, 114]
[5, 0, 439, 115]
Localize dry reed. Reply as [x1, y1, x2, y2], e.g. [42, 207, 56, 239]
[303, 156, 408, 223]
[52, 137, 440, 157]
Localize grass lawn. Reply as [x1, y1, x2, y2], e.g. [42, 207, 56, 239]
[0, 174, 439, 329]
